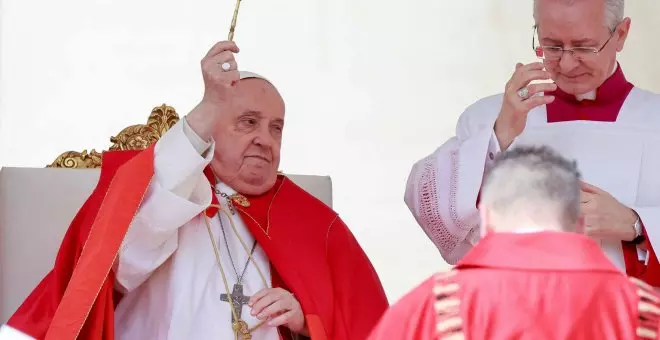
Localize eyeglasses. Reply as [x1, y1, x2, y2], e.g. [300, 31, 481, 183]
[532, 25, 616, 61]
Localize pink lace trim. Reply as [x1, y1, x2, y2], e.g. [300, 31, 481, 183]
[449, 150, 480, 233]
[418, 154, 461, 257]
[417, 149, 478, 261]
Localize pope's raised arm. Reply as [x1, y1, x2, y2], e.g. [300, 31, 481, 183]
[114, 41, 241, 292]
[114, 120, 215, 292]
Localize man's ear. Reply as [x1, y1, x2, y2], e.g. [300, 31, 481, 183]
[614, 17, 631, 53]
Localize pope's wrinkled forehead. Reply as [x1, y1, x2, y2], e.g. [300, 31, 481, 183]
[233, 71, 285, 119]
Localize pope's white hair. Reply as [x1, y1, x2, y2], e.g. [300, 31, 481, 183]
[534, 0, 624, 30]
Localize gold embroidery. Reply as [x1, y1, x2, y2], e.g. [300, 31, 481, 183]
[434, 298, 460, 314]
[637, 327, 658, 339]
[630, 277, 660, 339]
[231, 194, 250, 207]
[436, 317, 463, 333]
[639, 301, 660, 315]
[631, 277, 653, 289]
[325, 215, 340, 257]
[443, 334, 466, 340]
[433, 270, 464, 340]
[49, 104, 179, 168]
[638, 288, 660, 304]
[433, 282, 460, 296]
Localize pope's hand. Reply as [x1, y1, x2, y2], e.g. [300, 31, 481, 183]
[580, 181, 638, 241]
[494, 62, 557, 150]
[249, 288, 308, 336]
[200, 40, 241, 106]
[186, 40, 241, 141]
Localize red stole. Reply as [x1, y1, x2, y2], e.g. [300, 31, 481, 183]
[8, 148, 153, 340]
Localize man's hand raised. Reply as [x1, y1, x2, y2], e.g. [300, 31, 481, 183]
[186, 41, 241, 141]
[494, 62, 557, 150]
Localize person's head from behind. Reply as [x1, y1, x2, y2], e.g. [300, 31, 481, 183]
[533, 0, 630, 95]
[479, 146, 582, 237]
[210, 72, 286, 196]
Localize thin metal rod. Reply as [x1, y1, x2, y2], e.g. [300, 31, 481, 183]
[228, 0, 242, 41]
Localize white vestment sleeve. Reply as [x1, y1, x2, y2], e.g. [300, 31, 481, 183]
[0, 325, 35, 340]
[115, 118, 215, 292]
[404, 98, 501, 264]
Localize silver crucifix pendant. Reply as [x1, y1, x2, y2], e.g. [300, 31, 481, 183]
[220, 283, 251, 322]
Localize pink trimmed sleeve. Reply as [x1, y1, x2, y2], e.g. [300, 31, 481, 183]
[404, 95, 503, 264]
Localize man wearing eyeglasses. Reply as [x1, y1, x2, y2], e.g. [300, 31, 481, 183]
[405, 0, 660, 286]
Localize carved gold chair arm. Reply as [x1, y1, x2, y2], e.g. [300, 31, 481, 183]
[48, 104, 180, 168]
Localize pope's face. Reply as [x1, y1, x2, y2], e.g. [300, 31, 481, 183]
[535, 0, 630, 95]
[210, 78, 285, 195]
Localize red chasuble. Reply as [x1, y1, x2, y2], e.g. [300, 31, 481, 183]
[544, 64, 660, 286]
[7, 146, 388, 340]
[367, 232, 660, 340]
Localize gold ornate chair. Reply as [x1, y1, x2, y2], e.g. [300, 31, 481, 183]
[48, 104, 180, 168]
[0, 105, 332, 323]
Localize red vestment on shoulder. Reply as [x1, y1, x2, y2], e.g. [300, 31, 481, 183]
[368, 232, 660, 340]
[8, 146, 388, 340]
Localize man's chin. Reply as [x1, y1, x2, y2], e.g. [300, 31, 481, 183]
[232, 173, 277, 195]
[556, 80, 596, 96]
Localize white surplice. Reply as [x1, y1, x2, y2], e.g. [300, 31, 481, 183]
[0, 325, 35, 340]
[405, 86, 660, 270]
[113, 120, 279, 340]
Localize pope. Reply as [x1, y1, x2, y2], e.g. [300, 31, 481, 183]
[4, 41, 389, 340]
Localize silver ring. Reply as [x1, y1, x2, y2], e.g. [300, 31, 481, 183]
[517, 87, 529, 99]
[221, 62, 231, 72]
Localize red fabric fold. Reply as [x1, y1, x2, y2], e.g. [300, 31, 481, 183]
[8, 148, 153, 340]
